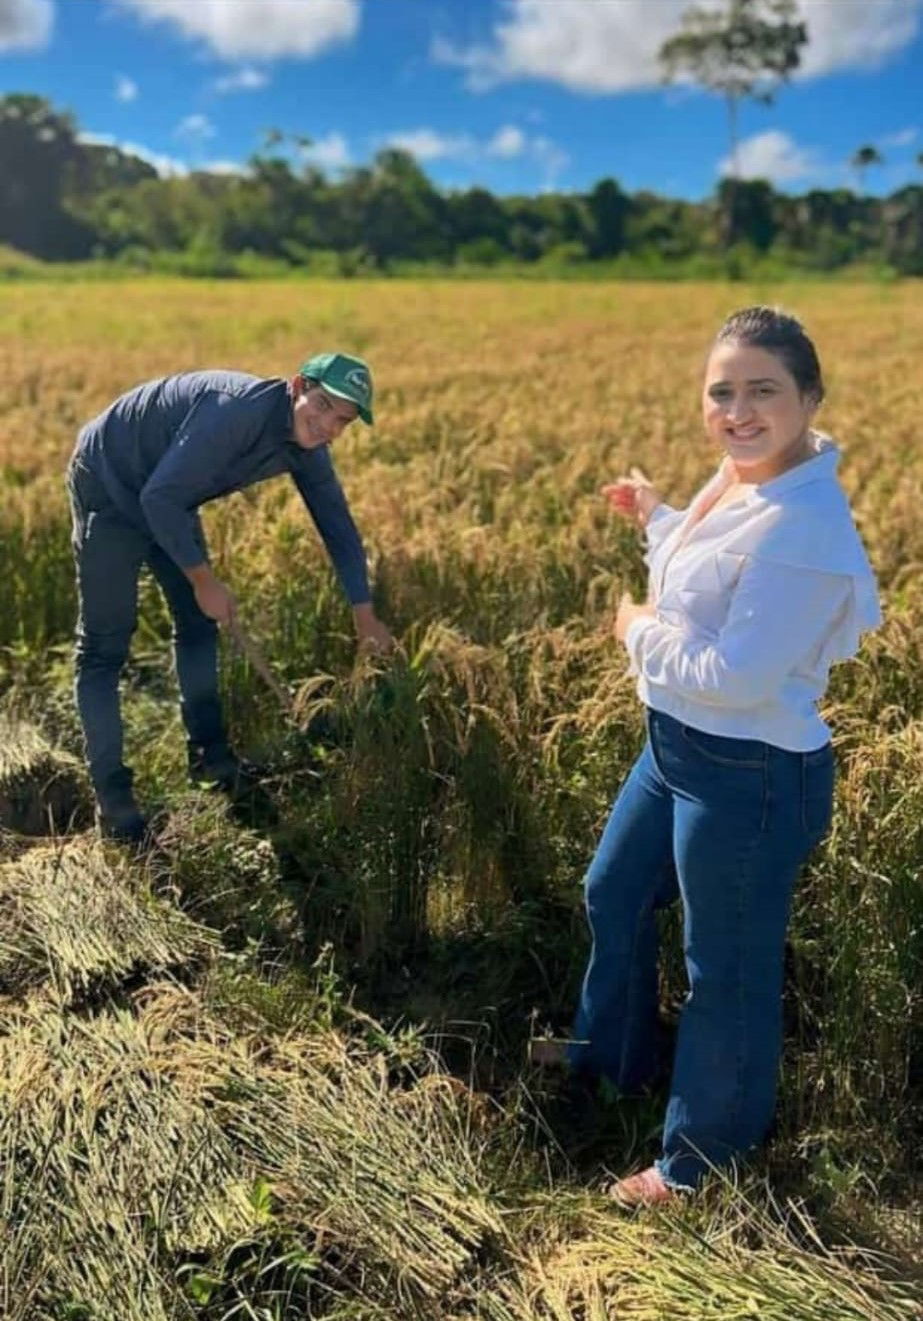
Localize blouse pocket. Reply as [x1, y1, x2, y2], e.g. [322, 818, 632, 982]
[673, 556, 727, 636]
[675, 587, 729, 637]
[664, 552, 745, 637]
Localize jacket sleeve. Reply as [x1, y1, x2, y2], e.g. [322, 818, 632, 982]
[289, 448, 371, 605]
[139, 390, 267, 567]
[625, 558, 854, 706]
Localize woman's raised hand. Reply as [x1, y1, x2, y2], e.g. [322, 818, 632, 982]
[601, 466, 662, 529]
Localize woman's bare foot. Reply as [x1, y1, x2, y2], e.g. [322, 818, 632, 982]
[607, 1166, 676, 1207]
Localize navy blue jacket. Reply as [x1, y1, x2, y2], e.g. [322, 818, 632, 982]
[72, 370, 370, 604]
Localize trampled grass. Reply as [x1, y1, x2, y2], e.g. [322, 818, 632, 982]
[0, 278, 920, 1317]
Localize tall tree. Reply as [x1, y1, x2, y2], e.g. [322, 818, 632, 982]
[659, 0, 807, 244]
[447, 187, 510, 251]
[586, 178, 630, 258]
[881, 184, 923, 275]
[850, 144, 883, 193]
[716, 176, 778, 249]
[349, 149, 449, 267]
[0, 94, 94, 257]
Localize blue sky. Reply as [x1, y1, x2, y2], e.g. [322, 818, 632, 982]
[1, 0, 921, 198]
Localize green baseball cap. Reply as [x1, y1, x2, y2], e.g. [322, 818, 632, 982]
[298, 352, 374, 425]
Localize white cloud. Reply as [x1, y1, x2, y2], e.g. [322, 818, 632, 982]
[432, 1, 696, 94]
[383, 122, 569, 184]
[383, 122, 569, 186]
[880, 127, 918, 149]
[80, 129, 249, 178]
[175, 113, 216, 144]
[720, 130, 822, 184]
[0, 0, 52, 51]
[113, 0, 359, 61]
[212, 66, 269, 94]
[797, 0, 923, 77]
[302, 131, 351, 171]
[386, 128, 475, 162]
[198, 159, 247, 176]
[486, 124, 526, 158]
[78, 130, 188, 178]
[433, 0, 923, 93]
[532, 134, 569, 188]
[114, 74, 138, 103]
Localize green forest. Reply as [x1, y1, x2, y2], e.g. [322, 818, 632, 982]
[2, 92, 922, 279]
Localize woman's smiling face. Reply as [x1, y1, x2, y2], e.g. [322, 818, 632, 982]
[702, 340, 818, 483]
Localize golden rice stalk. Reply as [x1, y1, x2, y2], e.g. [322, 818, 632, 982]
[496, 1196, 920, 1321]
[0, 838, 218, 1002]
[0, 981, 511, 1316]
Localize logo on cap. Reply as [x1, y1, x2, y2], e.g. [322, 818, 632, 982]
[345, 368, 370, 397]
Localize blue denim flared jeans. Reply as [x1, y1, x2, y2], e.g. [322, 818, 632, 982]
[67, 458, 226, 810]
[569, 707, 834, 1190]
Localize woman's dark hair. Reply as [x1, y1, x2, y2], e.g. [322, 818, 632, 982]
[714, 306, 825, 403]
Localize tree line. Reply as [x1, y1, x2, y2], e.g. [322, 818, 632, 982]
[1, 93, 921, 277]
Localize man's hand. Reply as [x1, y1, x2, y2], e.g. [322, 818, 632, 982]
[353, 602, 394, 654]
[185, 564, 237, 626]
[615, 591, 656, 644]
[601, 466, 662, 529]
[196, 578, 237, 626]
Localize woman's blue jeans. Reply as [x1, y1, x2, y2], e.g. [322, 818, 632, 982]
[569, 708, 834, 1190]
[67, 459, 226, 811]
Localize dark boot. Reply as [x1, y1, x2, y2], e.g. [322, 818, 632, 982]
[187, 742, 265, 797]
[96, 767, 148, 845]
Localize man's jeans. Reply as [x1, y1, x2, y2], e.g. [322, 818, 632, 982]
[67, 458, 226, 809]
[569, 707, 834, 1190]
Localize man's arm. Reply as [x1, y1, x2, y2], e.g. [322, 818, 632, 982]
[289, 449, 392, 649]
[139, 388, 278, 625]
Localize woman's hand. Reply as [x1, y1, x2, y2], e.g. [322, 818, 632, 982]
[601, 466, 662, 529]
[615, 592, 656, 644]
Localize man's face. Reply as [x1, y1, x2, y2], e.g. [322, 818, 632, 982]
[291, 378, 359, 449]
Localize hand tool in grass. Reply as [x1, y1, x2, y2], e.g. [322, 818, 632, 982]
[226, 617, 396, 755]
[225, 617, 296, 715]
[222, 619, 302, 818]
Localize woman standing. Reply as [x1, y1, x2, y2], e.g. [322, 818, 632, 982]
[569, 306, 881, 1204]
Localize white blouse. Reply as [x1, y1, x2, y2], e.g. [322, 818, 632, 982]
[624, 434, 882, 751]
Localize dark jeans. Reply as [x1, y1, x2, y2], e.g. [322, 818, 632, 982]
[67, 458, 226, 808]
[569, 708, 834, 1190]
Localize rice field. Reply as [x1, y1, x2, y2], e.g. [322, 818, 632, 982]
[0, 278, 920, 1319]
